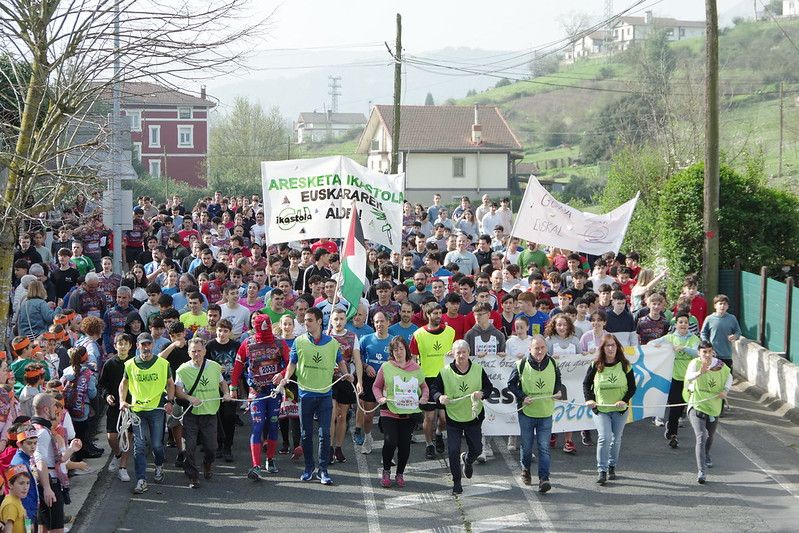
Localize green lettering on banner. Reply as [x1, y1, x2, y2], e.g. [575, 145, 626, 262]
[268, 174, 341, 191]
[346, 174, 404, 204]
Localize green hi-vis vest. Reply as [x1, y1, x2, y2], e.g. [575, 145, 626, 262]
[517, 358, 557, 418]
[440, 362, 483, 423]
[685, 359, 730, 417]
[593, 362, 629, 414]
[664, 333, 700, 381]
[176, 360, 223, 416]
[413, 326, 456, 378]
[381, 363, 425, 415]
[125, 357, 170, 412]
[294, 334, 339, 394]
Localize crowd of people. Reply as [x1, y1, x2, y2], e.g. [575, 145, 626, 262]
[0, 189, 744, 530]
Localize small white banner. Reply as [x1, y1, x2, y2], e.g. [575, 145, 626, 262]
[261, 156, 405, 251]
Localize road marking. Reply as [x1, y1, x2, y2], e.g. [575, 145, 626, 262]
[408, 512, 529, 533]
[497, 441, 557, 533]
[718, 427, 799, 501]
[384, 481, 511, 510]
[354, 431, 382, 533]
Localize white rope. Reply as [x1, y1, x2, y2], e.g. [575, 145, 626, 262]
[480, 391, 723, 415]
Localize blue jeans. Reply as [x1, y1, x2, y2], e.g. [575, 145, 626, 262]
[299, 394, 333, 473]
[133, 409, 165, 481]
[594, 410, 627, 472]
[518, 413, 552, 480]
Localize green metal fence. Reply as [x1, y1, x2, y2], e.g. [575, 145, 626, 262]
[792, 286, 799, 365]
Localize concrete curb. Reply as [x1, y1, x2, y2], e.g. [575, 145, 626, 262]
[733, 338, 799, 411]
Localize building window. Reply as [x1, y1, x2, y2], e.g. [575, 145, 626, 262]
[148, 125, 160, 148]
[452, 157, 465, 178]
[132, 142, 142, 162]
[178, 125, 194, 148]
[178, 107, 192, 120]
[126, 110, 141, 132]
[370, 139, 379, 151]
[679, 28, 685, 37]
[149, 159, 161, 177]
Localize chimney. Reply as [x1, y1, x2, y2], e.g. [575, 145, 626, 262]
[471, 104, 482, 145]
[644, 10, 653, 25]
[200, 85, 206, 100]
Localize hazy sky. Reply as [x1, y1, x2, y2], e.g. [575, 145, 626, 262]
[257, 0, 750, 53]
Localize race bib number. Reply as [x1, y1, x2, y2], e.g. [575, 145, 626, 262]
[393, 376, 419, 410]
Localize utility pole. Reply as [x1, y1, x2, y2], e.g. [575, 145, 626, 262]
[328, 76, 341, 113]
[703, 0, 720, 299]
[110, 2, 123, 274]
[779, 80, 784, 179]
[390, 13, 402, 174]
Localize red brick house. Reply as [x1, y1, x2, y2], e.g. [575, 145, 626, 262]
[116, 82, 215, 187]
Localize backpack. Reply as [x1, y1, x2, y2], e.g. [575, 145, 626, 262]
[64, 366, 93, 419]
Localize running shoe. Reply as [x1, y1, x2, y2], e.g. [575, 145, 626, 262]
[353, 428, 365, 446]
[133, 479, 148, 494]
[507, 436, 518, 452]
[653, 417, 665, 427]
[483, 438, 494, 458]
[669, 436, 679, 449]
[563, 440, 577, 454]
[279, 445, 289, 455]
[697, 473, 706, 484]
[395, 473, 405, 488]
[329, 446, 337, 464]
[334, 447, 346, 463]
[608, 466, 616, 480]
[154, 465, 164, 483]
[381, 469, 392, 488]
[538, 479, 551, 493]
[476, 452, 486, 464]
[461, 453, 473, 479]
[581, 430, 594, 446]
[435, 433, 445, 454]
[452, 480, 463, 495]
[520, 469, 532, 485]
[118, 468, 131, 482]
[549, 434, 557, 448]
[596, 471, 607, 485]
[361, 435, 373, 454]
[318, 469, 333, 486]
[108, 455, 119, 472]
[248, 466, 263, 481]
[188, 477, 200, 489]
[265, 460, 278, 474]
[425, 444, 435, 460]
[299, 470, 314, 482]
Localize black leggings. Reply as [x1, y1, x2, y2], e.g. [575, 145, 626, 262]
[280, 417, 301, 449]
[72, 419, 91, 460]
[381, 416, 414, 474]
[217, 401, 237, 450]
[665, 379, 685, 438]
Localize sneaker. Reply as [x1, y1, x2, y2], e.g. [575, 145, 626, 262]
[507, 436, 518, 452]
[476, 452, 486, 464]
[452, 480, 463, 495]
[653, 417, 665, 427]
[118, 468, 131, 482]
[435, 434, 445, 454]
[549, 434, 557, 448]
[353, 428, 365, 446]
[248, 466, 263, 481]
[133, 479, 148, 494]
[538, 479, 551, 493]
[581, 430, 594, 446]
[425, 444, 435, 460]
[224, 447, 234, 463]
[108, 455, 120, 472]
[697, 473, 706, 484]
[395, 473, 405, 488]
[318, 469, 333, 486]
[361, 435, 373, 454]
[521, 469, 532, 485]
[563, 440, 577, 454]
[154, 465, 164, 483]
[299, 470, 314, 482]
[329, 446, 337, 464]
[597, 471, 607, 485]
[461, 453, 473, 479]
[279, 445, 289, 455]
[608, 466, 616, 480]
[174, 451, 186, 468]
[265, 460, 279, 474]
[381, 469, 392, 488]
[483, 441, 494, 458]
[668, 436, 679, 449]
[334, 447, 346, 464]
[188, 477, 200, 489]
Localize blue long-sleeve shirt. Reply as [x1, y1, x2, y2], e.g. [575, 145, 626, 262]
[700, 312, 741, 359]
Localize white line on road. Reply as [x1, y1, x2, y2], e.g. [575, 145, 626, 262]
[408, 512, 530, 533]
[718, 427, 799, 501]
[497, 442, 557, 533]
[384, 481, 511, 510]
[354, 433, 382, 533]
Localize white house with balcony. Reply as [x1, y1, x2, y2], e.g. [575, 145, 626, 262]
[611, 11, 704, 51]
[357, 104, 523, 204]
[294, 111, 366, 143]
[564, 30, 610, 62]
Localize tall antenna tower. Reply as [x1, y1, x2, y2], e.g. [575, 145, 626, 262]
[328, 76, 341, 113]
[605, 0, 614, 57]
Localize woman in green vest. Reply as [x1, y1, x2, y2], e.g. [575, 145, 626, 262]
[430, 339, 492, 495]
[583, 334, 636, 486]
[373, 336, 429, 489]
[684, 340, 731, 484]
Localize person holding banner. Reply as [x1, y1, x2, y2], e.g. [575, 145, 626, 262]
[507, 335, 562, 493]
[583, 334, 636, 485]
[544, 315, 581, 454]
[373, 336, 429, 488]
[430, 339, 493, 495]
[684, 341, 731, 484]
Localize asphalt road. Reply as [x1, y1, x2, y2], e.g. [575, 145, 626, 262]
[75, 385, 799, 533]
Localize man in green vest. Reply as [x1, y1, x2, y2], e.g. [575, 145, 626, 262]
[280, 307, 352, 486]
[175, 337, 232, 489]
[430, 339, 492, 495]
[507, 335, 562, 493]
[119, 332, 176, 495]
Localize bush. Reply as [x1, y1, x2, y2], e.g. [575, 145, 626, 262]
[658, 162, 799, 295]
[128, 174, 208, 207]
[495, 78, 512, 88]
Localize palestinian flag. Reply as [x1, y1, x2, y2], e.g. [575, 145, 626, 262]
[341, 204, 367, 319]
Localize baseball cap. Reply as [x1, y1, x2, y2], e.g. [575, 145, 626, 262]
[137, 332, 154, 344]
